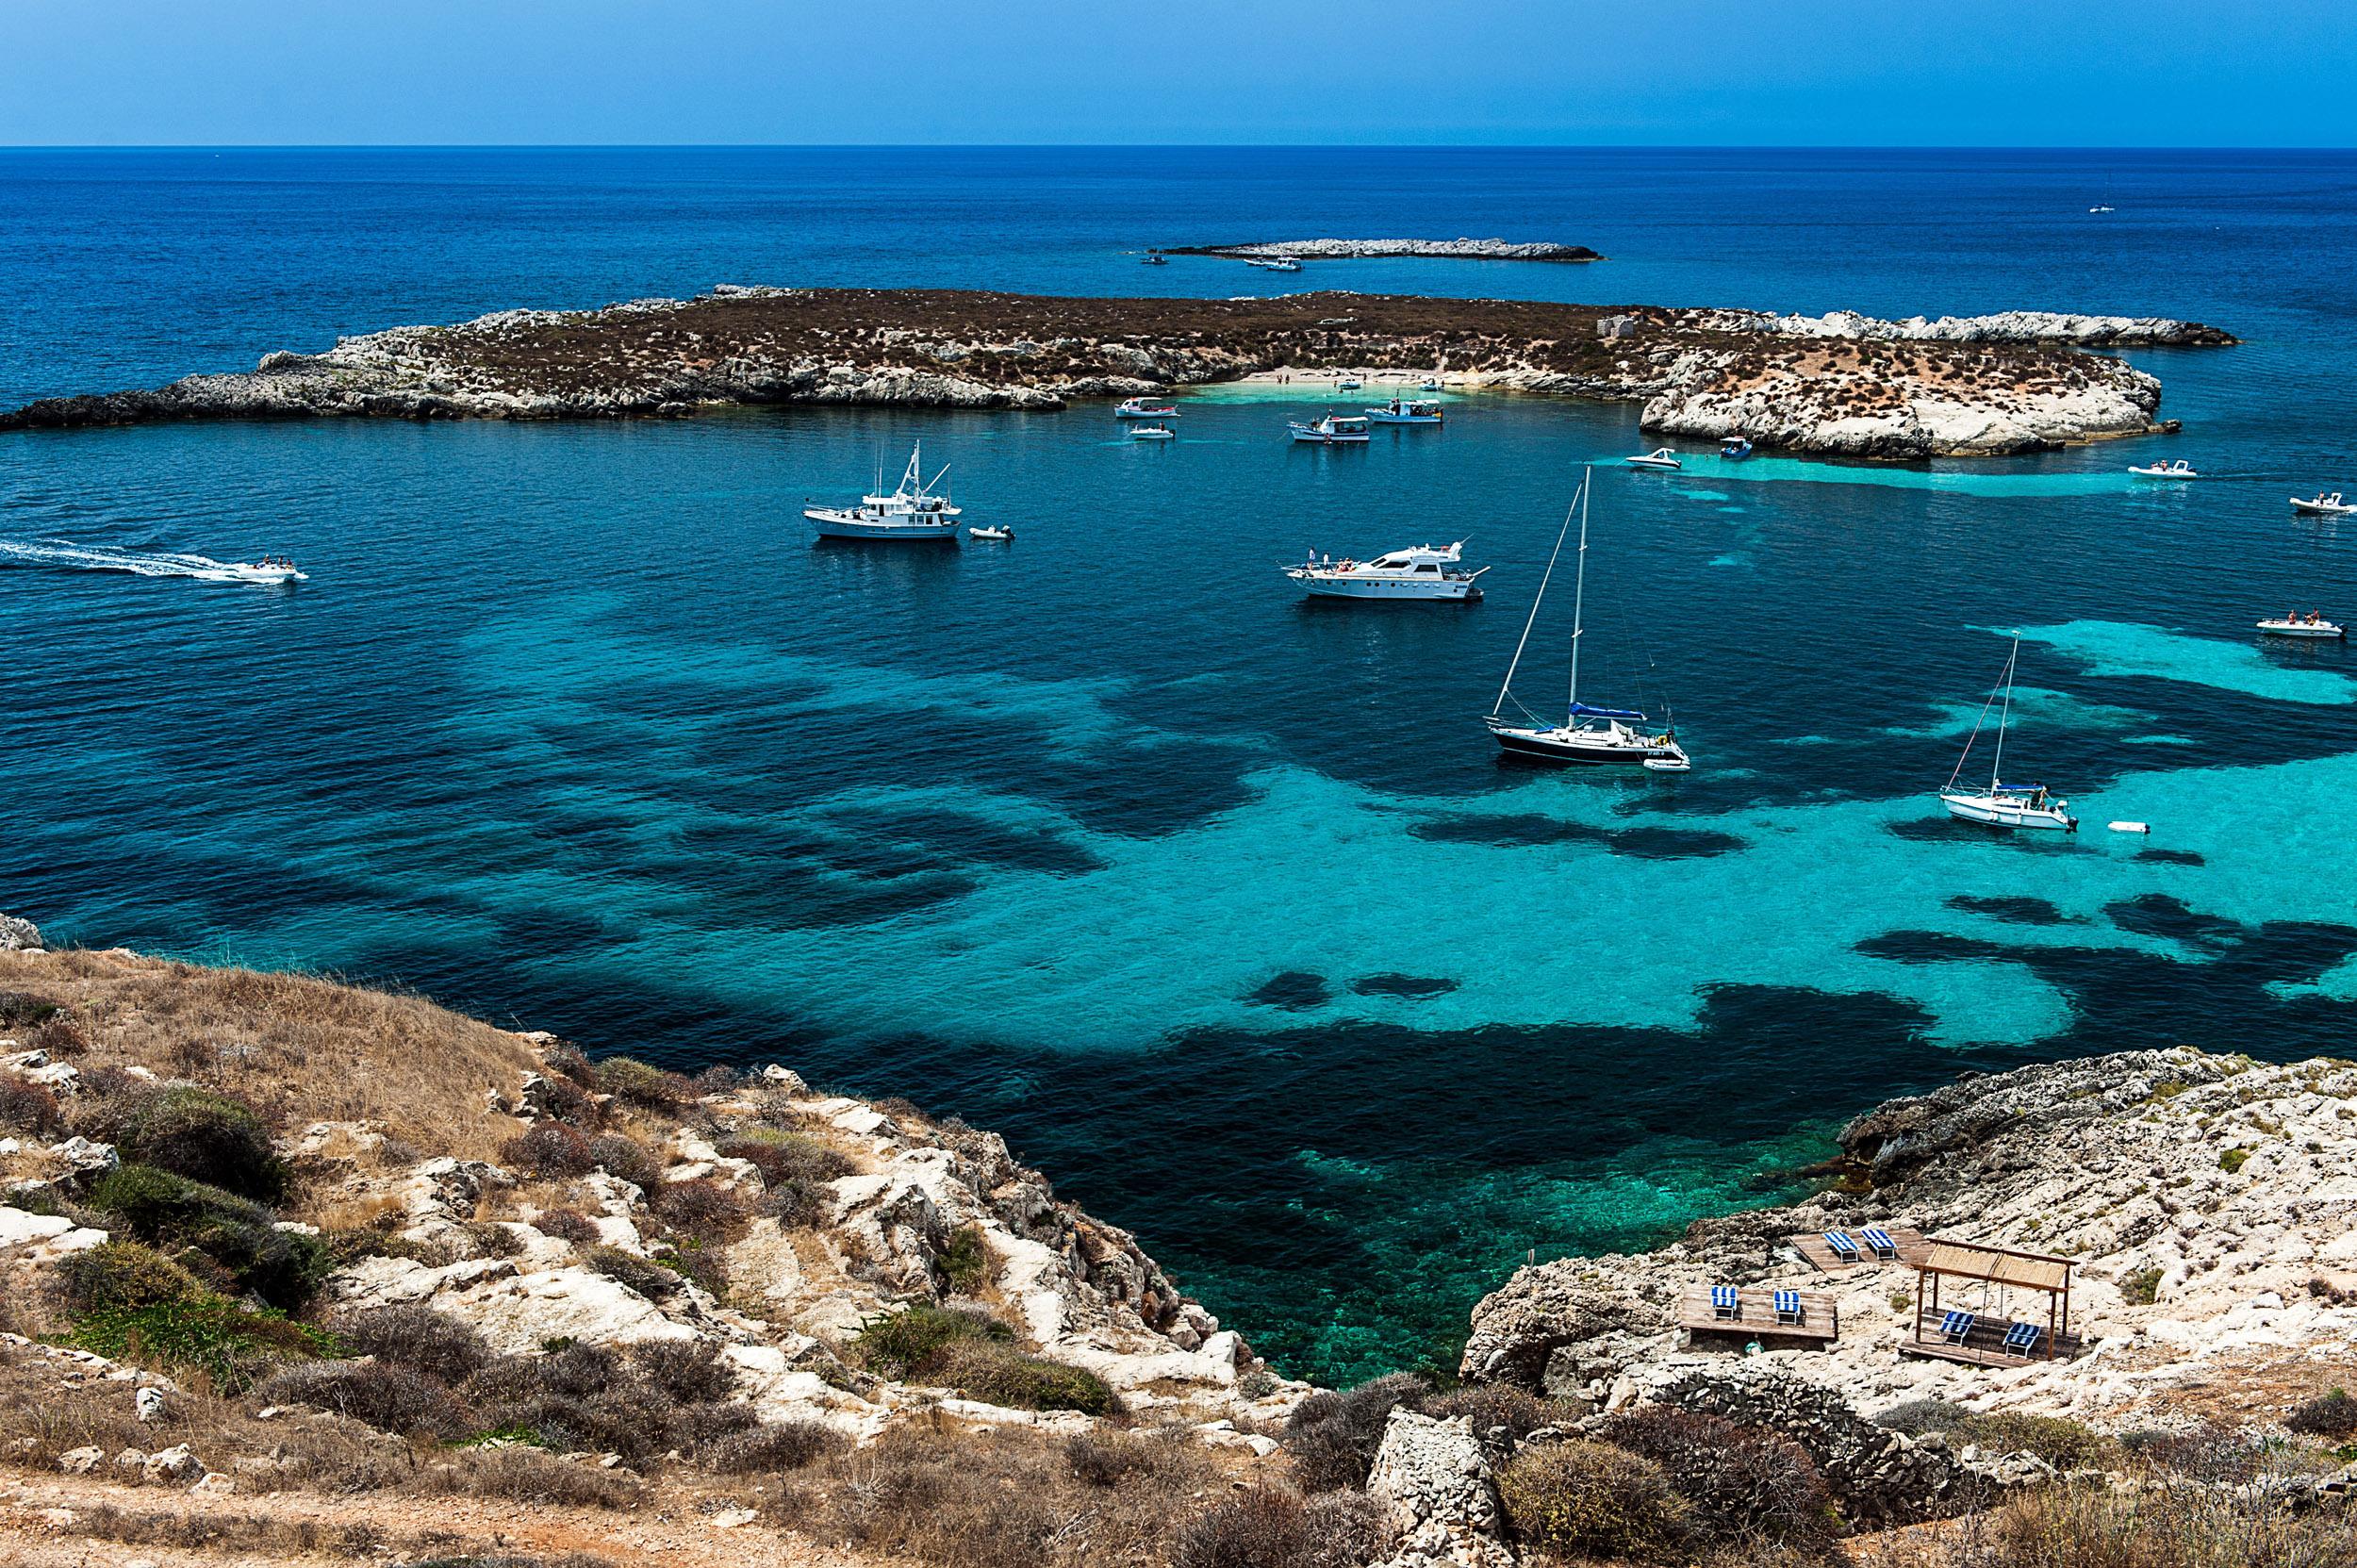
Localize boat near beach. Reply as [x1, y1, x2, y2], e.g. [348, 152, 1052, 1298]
[2257, 611, 2345, 639]
[1115, 397, 1178, 419]
[2130, 459, 2199, 479]
[1365, 397, 1442, 425]
[2290, 492, 2355, 517]
[1286, 542, 1486, 602]
[1625, 448, 1682, 470]
[1486, 471, 1690, 767]
[1720, 437, 1754, 460]
[803, 444, 963, 540]
[1937, 637, 2077, 832]
[1289, 413, 1371, 445]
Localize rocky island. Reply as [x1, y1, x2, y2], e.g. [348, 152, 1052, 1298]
[5, 916, 2354, 1568]
[1168, 239, 1605, 262]
[0, 286, 2234, 458]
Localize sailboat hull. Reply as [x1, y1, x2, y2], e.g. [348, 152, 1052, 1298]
[1939, 792, 2077, 832]
[1489, 722, 1683, 766]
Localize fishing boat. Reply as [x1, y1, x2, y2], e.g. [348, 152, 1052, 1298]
[1289, 413, 1371, 445]
[967, 525, 1014, 542]
[1115, 397, 1178, 419]
[1937, 638, 2077, 832]
[1286, 541, 1486, 602]
[1365, 397, 1442, 425]
[2290, 492, 2356, 517]
[1720, 437, 1754, 460]
[2129, 459, 2199, 479]
[803, 444, 964, 540]
[1129, 423, 1176, 441]
[1624, 448, 1682, 470]
[2257, 611, 2346, 639]
[1486, 471, 1689, 767]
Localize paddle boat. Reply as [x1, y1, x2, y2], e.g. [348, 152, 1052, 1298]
[967, 525, 1014, 542]
[1624, 448, 1682, 470]
[804, 444, 963, 540]
[1288, 413, 1371, 445]
[2290, 491, 2356, 517]
[2257, 610, 2346, 639]
[2129, 458, 2199, 479]
[227, 557, 305, 585]
[1937, 638, 2077, 832]
[1286, 541, 1486, 602]
[1720, 437, 1754, 460]
[1365, 397, 1442, 425]
[1114, 397, 1178, 420]
[1129, 423, 1176, 441]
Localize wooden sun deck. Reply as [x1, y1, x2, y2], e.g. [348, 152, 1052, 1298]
[1901, 1305, 2084, 1368]
[1788, 1223, 1930, 1275]
[1677, 1284, 1839, 1345]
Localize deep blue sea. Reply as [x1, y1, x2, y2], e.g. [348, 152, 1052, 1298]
[5, 148, 2356, 1383]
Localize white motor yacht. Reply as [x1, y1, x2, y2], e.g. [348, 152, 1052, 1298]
[804, 444, 963, 540]
[1624, 448, 1682, 470]
[2257, 611, 2346, 639]
[1114, 397, 1178, 419]
[1287, 542, 1486, 602]
[1485, 472, 1690, 767]
[2129, 458, 2199, 479]
[2290, 492, 2356, 517]
[1289, 414, 1371, 445]
[1937, 638, 2077, 832]
[1366, 398, 1442, 425]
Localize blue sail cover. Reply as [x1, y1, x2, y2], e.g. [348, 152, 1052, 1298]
[1567, 702, 1647, 720]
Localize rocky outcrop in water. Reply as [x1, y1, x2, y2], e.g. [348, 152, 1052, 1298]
[0, 286, 2233, 459]
[1172, 238, 1603, 262]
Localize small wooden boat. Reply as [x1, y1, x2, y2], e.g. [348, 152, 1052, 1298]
[2290, 492, 2355, 517]
[1624, 448, 1682, 470]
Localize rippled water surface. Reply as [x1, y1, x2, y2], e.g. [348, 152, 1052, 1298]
[5, 148, 2355, 1381]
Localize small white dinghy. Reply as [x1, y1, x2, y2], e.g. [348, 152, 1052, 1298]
[2257, 612, 2346, 639]
[2129, 459, 2199, 479]
[1129, 423, 1176, 441]
[2290, 491, 2356, 517]
[1642, 756, 1691, 772]
[2108, 821, 2151, 834]
[1624, 448, 1681, 470]
[967, 525, 1014, 542]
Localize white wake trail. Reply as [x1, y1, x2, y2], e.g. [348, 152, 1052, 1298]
[0, 539, 257, 583]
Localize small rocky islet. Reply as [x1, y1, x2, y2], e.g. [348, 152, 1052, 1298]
[0, 284, 2234, 459]
[4, 917, 2355, 1566]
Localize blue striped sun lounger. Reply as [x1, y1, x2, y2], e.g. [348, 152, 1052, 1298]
[2002, 1321, 2042, 1354]
[1822, 1230, 1862, 1263]
[1772, 1289, 1804, 1326]
[1861, 1227, 1898, 1261]
[1710, 1285, 1739, 1320]
[1940, 1310, 1976, 1345]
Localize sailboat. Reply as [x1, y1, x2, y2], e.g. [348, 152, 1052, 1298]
[1937, 638, 2077, 831]
[1486, 470, 1689, 767]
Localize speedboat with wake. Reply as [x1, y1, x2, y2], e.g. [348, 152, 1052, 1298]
[1286, 541, 1486, 602]
[1289, 413, 1371, 445]
[1937, 637, 2076, 831]
[804, 444, 963, 540]
[226, 556, 305, 585]
[1485, 470, 1689, 767]
[2290, 492, 2356, 517]
[2129, 458, 2199, 479]
[2258, 610, 2345, 639]
[1366, 398, 1442, 425]
[1624, 448, 1682, 470]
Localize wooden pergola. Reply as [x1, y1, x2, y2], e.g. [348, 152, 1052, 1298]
[1905, 1238, 2076, 1366]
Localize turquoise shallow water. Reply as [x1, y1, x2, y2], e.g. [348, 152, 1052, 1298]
[5, 148, 2357, 1380]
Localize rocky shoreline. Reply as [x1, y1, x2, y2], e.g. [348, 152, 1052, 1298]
[0, 285, 2233, 458]
[1167, 239, 1605, 262]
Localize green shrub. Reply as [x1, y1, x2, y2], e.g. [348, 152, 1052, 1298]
[2218, 1147, 2250, 1174]
[2120, 1266, 2164, 1306]
[936, 1225, 991, 1293]
[57, 1241, 202, 1313]
[585, 1245, 676, 1299]
[928, 1338, 1115, 1415]
[1961, 1411, 2117, 1472]
[65, 1295, 336, 1392]
[84, 1163, 328, 1311]
[1495, 1440, 1689, 1562]
[596, 1056, 685, 1109]
[1602, 1405, 1838, 1551]
[116, 1087, 286, 1200]
[849, 1304, 1008, 1379]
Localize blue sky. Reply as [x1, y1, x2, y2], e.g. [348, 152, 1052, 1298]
[6, 0, 2353, 146]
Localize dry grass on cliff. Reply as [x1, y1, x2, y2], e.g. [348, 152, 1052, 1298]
[1, 948, 532, 1163]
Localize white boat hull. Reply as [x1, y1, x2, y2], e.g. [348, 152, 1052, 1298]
[1488, 718, 1684, 766]
[1291, 430, 1369, 444]
[1366, 412, 1442, 425]
[1939, 792, 2077, 832]
[1295, 575, 1478, 602]
[2290, 499, 2356, 516]
[1624, 457, 1680, 470]
[2129, 466, 2198, 479]
[2257, 619, 2346, 638]
[805, 508, 961, 540]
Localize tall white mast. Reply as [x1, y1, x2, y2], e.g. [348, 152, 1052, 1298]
[1492, 472, 1584, 718]
[1566, 472, 1591, 719]
[1988, 636, 2019, 789]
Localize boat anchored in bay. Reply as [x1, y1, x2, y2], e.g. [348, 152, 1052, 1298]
[2258, 609, 2346, 639]
[804, 444, 963, 540]
[1287, 542, 1486, 602]
[1486, 470, 1689, 767]
[1289, 413, 1371, 445]
[1366, 397, 1443, 425]
[2290, 492, 2355, 517]
[1937, 637, 2077, 832]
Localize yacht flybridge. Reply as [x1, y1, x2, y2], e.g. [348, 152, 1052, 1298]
[1486, 471, 1689, 767]
[1937, 637, 2077, 832]
[804, 444, 963, 539]
[1286, 541, 1486, 601]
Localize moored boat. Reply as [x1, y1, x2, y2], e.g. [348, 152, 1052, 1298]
[804, 444, 964, 540]
[1365, 398, 1442, 425]
[1289, 413, 1371, 445]
[1937, 637, 2077, 832]
[1720, 437, 1754, 460]
[1141, 251, 1168, 266]
[2290, 491, 2355, 517]
[2257, 611, 2346, 639]
[1115, 397, 1178, 419]
[1624, 448, 1682, 470]
[2129, 458, 2199, 479]
[1286, 541, 1486, 601]
[967, 525, 1014, 541]
[1246, 256, 1303, 272]
[1129, 423, 1176, 441]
